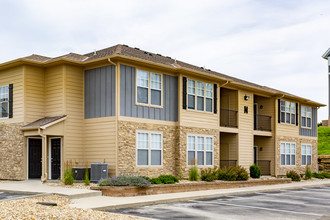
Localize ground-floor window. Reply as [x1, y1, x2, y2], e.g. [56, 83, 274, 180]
[137, 131, 162, 166]
[301, 144, 312, 166]
[187, 135, 213, 166]
[280, 142, 296, 166]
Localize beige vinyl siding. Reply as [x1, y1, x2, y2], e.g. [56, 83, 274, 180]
[62, 65, 84, 164]
[238, 90, 254, 170]
[254, 136, 275, 175]
[0, 66, 24, 123]
[24, 66, 45, 124]
[45, 66, 65, 116]
[83, 117, 117, 175]
[180, 110, 219, 129]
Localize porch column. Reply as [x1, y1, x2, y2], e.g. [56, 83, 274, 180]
[41, 134, 48, 182]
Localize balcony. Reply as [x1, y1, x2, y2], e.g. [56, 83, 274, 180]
[257, 160, 271, 176]
[254, 114, 271, 131]
[220, 108, 238, 128]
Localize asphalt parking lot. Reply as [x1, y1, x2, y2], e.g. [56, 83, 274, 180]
[0, 191, 35, 201]
[110, 186, 330, 220]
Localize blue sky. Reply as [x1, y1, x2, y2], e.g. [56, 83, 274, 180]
[1, 0, 329, 121]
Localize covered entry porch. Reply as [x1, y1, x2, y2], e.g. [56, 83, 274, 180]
[254, 135, 275, 176]
[21, 115, 66, 182]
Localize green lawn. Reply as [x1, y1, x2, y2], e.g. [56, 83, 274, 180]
[318, 126, 330, 155]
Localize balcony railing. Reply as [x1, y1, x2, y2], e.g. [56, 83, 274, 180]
[257, 160, 271, 176]
[220, 108, 238, 128]
[254, 114, 272, 131]
[220, 160, 237, 168]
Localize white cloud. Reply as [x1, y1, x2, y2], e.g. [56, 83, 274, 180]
[0, 0, 329, 120]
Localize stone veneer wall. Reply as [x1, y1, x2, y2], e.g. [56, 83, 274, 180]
[117, 121, 220, 178]
[117, 121, 179, 177]
[0, 123, 25, 180]
[318, 155, 330, 173]
[178, 126, 220, 179]
[276, 136, 318, 176]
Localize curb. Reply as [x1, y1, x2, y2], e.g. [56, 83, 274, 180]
[92, 181, 330, 211]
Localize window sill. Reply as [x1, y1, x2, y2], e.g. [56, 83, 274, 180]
[136, 102, 163, 109]
[185, 109, 215, 114]
[301, 126, 312, 130]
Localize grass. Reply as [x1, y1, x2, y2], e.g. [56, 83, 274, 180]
[318, 126, 330, 155]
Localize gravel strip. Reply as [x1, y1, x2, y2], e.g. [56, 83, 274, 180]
[0, 194, 148, 219]
[45, 182, 97, 189]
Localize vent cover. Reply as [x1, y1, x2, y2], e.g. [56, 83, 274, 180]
[91, 163, 108, 183]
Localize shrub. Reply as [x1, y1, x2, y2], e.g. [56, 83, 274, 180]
[83, 168, 90, 186]
[63, 168, 75, 185]
[249, 164, 261, 178]
[321, 172, 330, 178]
[286, 170, 301, 181]
[98, 176, 151, 188]
[216, 166, 248, 181]
[158, 175, 179, 184]
[200, 168, 217, 182]
[150, 178, 163, 184]
[304, 166, 312, 180]
[140, 176, 151, 181]
[189, 165, 199, 181]
[312, 172, 325, 179]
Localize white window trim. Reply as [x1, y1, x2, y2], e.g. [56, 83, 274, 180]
[0, 85, 9, 119]
[301, 106, 312, 129]
[280, 142, 296, 166]
[301, 144, 312, 166]
[136, 69, 163, 108]
[136, 130, 163, 167]
[186, 78, 213, 113]
[187, 134, 214, 167]
[280, 100, 296, 125]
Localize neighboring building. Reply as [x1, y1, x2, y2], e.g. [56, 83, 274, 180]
[0, 45, 324, 181]
[322, 48, 330, 127]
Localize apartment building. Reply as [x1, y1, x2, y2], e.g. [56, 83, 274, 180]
[0, 45, 324, 181]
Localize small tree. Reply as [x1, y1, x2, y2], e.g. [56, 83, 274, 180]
[84, 168, 90, 185]
[304, 165, 312, 180]
[63, 160, 74, 185]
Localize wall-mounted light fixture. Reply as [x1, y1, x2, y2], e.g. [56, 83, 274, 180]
[260, 147, 263, 151]
[260, 105, 264, 109]
[244, 95, 250, 101]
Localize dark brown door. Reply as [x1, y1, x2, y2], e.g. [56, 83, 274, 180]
[28, 138, 42, 179]
[51, 138, 61, 179]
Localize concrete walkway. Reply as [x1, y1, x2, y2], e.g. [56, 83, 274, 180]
[0, 180, 101, 199]
[1, 179, 330, 210]
[70, 179, 330, 210]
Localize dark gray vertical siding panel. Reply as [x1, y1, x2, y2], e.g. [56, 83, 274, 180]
[84, 65, 116, 118]
[120, 65, 126, 116]
[100, 68, 106, 116]
[300, 107, 317, 137]
[119, 64, 178, 121]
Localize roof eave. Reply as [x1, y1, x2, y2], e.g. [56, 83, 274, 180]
[322, 48, 330, 60]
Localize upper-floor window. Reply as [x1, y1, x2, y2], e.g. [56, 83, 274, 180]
[0, 85, 9, 118]
[280, 100, 295, 125]
[136, 69, 162, 107]
[280, 142, 296, 166]
[301, 106, 312, 128]
[187, 79, 213, 112]
[187, 135, 213, 166]
[301, 144, 312, 166]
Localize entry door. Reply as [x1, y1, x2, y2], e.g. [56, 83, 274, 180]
[253, 146, 258, 165]
[28, 138, 42, 178]
[50, 138, 61, 179]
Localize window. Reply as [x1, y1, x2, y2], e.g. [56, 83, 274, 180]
[186, 79, 213, 112]
[137, 132, 162, 166]
[280, 100, 295, 125]
[136, 69, 162, 106]
[280, 142, 296, 166]
[187, 135, 213, 166]
[301, 106, 312, 128]
[301, 144, 312, 166]
[0, 85, 8, 118]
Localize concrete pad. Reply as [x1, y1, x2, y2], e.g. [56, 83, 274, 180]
[0, 180, 101, 199]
